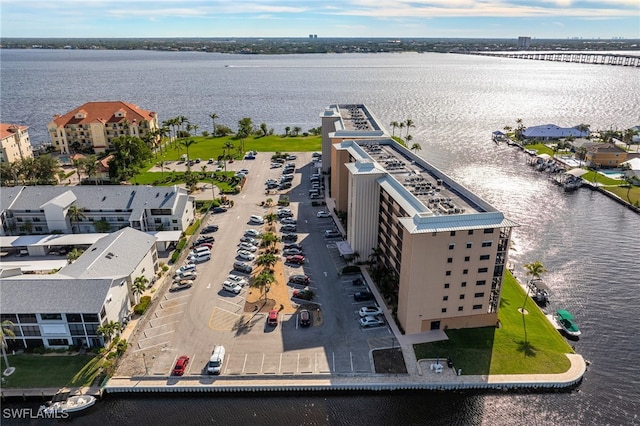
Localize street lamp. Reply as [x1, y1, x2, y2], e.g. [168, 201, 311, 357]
[142, 352, 148, 375]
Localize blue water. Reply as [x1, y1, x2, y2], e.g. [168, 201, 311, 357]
[1, 49, 639, 425]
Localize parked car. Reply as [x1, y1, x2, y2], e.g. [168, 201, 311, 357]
[239, 168, 249, 174]
[267, 309, 279, 326]
[280, 217, 297, 224]
[312, 152, 321, 158]
[270, 162, 283, 168]
[233, 261, 253, 274]
[227, 274, 247, 286]
[174, 271, 197, 280]
[277, 210, 293, 218]
[324, 230, 341, 238]
[281, 233, 298, 242]
[293, 288, 313, 300]
[170, 279, 194, 292]
[189, 247, 211, 257]
[208, 158, 214, 164]
[278, 182, 292, 190]
[222, 281, 242, 294]
[359, 306, 383, 317]
[194, 242, 213, 250]
[238, 242, 257, 252]
[206, 345, 226, 375]
[354, 291, 375, 302]
[283, 248, 303, 256]
[172, 355, 190, 376]
[352, 277, 365, 286]
[284, 243, 302, 250]
[176, 264, 196, 275]
[236, 250, 255, 261]
[249, 215, 265, 224]
[244, 229, 262, 238]
[201, 225, 219, 234]
[288, 274, 310, 285]
[299, 309, 311, 327]
[359, 316, 385, 328]
[212, 206, 228, 213]
[281, 224, 297, 233]
[286, 155, 297, 160]
[316, 211, 331, 218]
[266, 182, 279, 189]
[189, 252, 211, 263]
[194, 236, 215, 245]
[286, 255, 305, 265]
[240, 236, 259, 245]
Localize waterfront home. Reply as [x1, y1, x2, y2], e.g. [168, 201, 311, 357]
[47, 101, 159, 154]
[522, 124, 589, 141]
[321, 104, 518, 334]
[621, 158, 640, 182]
[585, 143, 628, 168]
[0, 123, 33, 164]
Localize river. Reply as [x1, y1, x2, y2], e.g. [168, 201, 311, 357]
[1, 49, 639, 425]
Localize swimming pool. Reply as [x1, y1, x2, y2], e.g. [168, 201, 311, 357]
[598, 169, 624, 179]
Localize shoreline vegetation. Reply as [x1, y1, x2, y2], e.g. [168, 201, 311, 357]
[2, 37, 638, 55]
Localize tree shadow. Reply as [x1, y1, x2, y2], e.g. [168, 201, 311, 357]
[232, 314, 262, 337]
[516, 339, 538, 357]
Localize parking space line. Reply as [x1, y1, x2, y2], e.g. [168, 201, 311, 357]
[152, 311, 183, 321]
[148, 320, 179, 329]
[159, 300, 188, 309]
[140, 330, 175, 340]
[136, 339, 170, 351]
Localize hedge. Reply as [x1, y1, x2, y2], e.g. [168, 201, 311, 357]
[134, 296, 152, 315]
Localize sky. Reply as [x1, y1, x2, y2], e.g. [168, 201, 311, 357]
[1, 0, 638, 39]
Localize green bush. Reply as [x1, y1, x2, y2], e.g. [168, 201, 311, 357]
[342, 265, 360, 274]
[176, 238, 187, 251]
[134, 296, 152, 315]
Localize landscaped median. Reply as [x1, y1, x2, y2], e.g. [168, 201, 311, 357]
[414, 271, 575, 376]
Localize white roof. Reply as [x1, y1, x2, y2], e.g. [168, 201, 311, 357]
[565, 168, 588, 177]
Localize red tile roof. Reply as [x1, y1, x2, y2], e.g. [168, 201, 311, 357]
[0, 123, 28, 139]
[52, 101, 156, 127]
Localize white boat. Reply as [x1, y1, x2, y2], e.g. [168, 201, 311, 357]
[43, 394, 96, 414]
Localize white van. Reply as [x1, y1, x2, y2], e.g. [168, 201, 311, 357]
[190, 251, 211, 263]
[207, 345, 226, 375]
[189, 246, 211, 257]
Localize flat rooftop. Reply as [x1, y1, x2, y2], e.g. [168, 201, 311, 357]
[338, 104, 379, 132]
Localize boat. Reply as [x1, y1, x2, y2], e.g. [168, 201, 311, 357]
[42, 393, 96, 415]
[556, 309, 582, 338]
[528, 279, 550, 306]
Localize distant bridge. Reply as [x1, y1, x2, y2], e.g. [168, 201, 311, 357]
[465, 51, 640, 67]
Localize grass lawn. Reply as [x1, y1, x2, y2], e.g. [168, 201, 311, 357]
[414, 271, 574, 375]
[600, 184, 640, 206]
[580, 170, 623, 186]
[0, 354, 104, 388]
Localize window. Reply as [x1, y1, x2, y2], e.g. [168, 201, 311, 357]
[444, 283, 450, 289]
[464, 256, 470, 262]
[441, 308, 447, 313]
[466, 242, 472, 249]
[69, 324, 85, 336]
[443, 296, 449, 301]
[82, 313, 99, 322]
[450, 231, 456, 236]
[40, 313, 62, 320]
[21, 325, 41, 336]
[468, 230, 474, 235]
[476, 280, 486, 286]
[18, 314, 37, 323]
[484, 228, 494, 234]
[481, 241, 492, 247]
[463, 269, 468, 275]
[84, 324, 99, 335]
[172, 219, 178, 224]
[447, 257, 453, 263]
[0, 314, 17, 322]
[459, 294, 465, 300]
[475, 292, 485, 298]
[100, 307, 107, 320]
[66, 314, 82, 323]
[448, 243, 455, 250]
[473, 304, 483, 310]
[445, 271, 451, 276]
[47, 339, 68, 346]
[478, 267, 488, 273]
[458, 306, 464, 311]
[480, 254, 490, 260]
[461, 282, 467, 287]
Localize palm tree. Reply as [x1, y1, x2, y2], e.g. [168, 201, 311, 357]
[97, 320, 122, 343]
[209, 113, 219, 136]
[255, 253, 278, 273]
[293, 126, 302, 137]
[223, 141, 234, 171]
[66, 248, 84, 263]
[404, 134, 413, 146]
[284, 126, 290, 136]
[156, 160, 167, 181]
[1, 320, 16, 376]
[253, 271, 275, 302]
[410, 143, 422, 155]
[398, 122, 405, 140]
[390, 121, 399, 137]
[260, 232, 280, 250]
[622, 174, 635, 202]
[405, 119, 415, 136]
[515, 118, 525, 140]
[263, 213, 278, 226]
[84, 155, 98, 185]
[132, 276, 148, 303]
[181, 139, 195, 171]
[521, 261, 547, 343]
[67, 205, 87, 234]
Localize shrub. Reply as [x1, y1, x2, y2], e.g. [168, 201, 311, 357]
[342, 265, 360, 274]
[134, 296, 152, 315]
[33, 346, 46, 354]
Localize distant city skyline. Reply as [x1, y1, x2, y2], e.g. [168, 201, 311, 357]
[1, 0, 638, 39]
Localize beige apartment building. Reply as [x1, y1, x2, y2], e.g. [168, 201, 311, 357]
[0, 123, 33, 163]
[47, 101, 159, 154]
[322, 104, 518, 334]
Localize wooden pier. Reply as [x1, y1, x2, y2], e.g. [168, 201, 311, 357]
[465, 51, 640, 67]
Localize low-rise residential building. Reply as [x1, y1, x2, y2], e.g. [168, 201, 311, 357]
[522, 124, 589, 141]
[0, 123, 33, 164]
[585, 143, 628, 168]
[323, 104, 518, 334]
[0, 227, 157, 350]
[0, 185, 194, 236]
[47, 101, 159, 154]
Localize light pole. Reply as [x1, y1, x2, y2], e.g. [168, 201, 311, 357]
[142, 352, 148, 375]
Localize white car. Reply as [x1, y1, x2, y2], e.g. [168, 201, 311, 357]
[236, 250, 255, 261]
[239, 168, 249, 174]
[227, 274, 247, 286]
[244, 229, 262, 238]
[249, 215, 265, 224]
[280, 217, 297, 224]
[359, 316, 385, 328]
[316, 211, 331, 218]
[270, 163, 283, 168]
[176, 263, 196, 274]
[222, 281, 242, 294]
[359, 306, 383, 317]
[238, 242, 257, 252]
[240, 236, 259, 245]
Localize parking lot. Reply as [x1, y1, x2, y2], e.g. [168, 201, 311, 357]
[120, 151, 395, 378]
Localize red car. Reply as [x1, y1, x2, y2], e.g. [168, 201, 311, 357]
[286, 255, 305, 265]
[172, 355, 190, 376]
[267, 309, 279, 326]
[196, 243, 213, 250]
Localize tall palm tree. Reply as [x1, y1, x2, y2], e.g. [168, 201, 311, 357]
[97, 320, 122, 343]
[521, 261, 546, 344]
[293, 126, 302, 136]
[67, 205, 87, 234]
[410, 143, 422, 155]
[156, 160, 167, 181]
[398, 122, 405, 140]
[285, 126, 290, 136]
[404, 134, 413, 146]
[223, 141, 234, 171]
[253, 271, 275, 302]
[84, 155, 98, 185]
[66, 248, 84, 263]
[181, 139, 195, 171]
[209, 113, 219, 136]
[255, 253, 278, 273]
[390, 121, 399, 137]
[132, 276, 148, 303]
[1, 320, 16, 376]
[405, 119, 415, 136]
